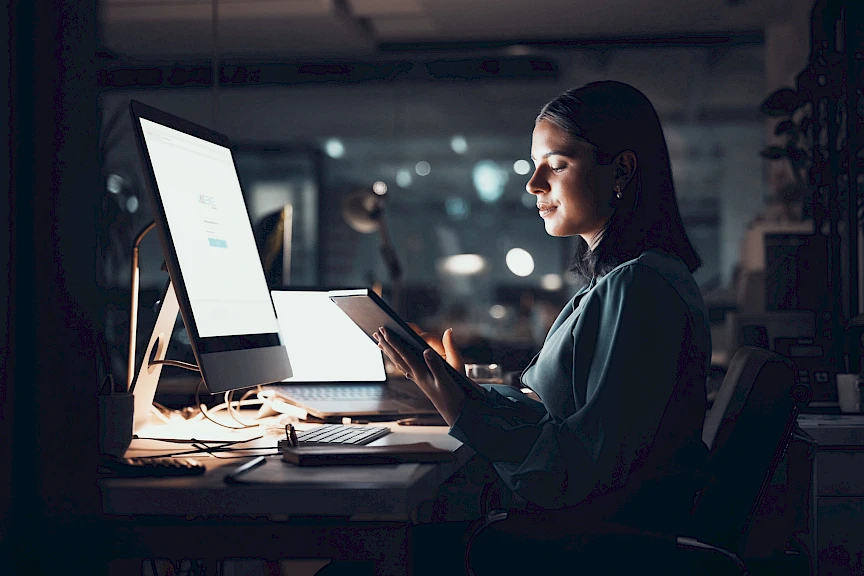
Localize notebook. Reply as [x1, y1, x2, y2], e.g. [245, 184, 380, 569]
[267, 289, 438, 420]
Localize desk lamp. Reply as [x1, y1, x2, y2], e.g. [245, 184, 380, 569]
[342, 186, 403, 312]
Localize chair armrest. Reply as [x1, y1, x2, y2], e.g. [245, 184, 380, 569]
[463, 510, 509, 576]
[676, 536, 749, 575]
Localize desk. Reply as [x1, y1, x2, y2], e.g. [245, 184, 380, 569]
[99, 418, 476, 575]
[797, 414, 864, 576]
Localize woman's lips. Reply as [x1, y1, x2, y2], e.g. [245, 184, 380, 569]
[538, 205, 556, 218]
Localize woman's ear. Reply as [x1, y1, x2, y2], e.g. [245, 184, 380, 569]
[612, 150, 637, 193]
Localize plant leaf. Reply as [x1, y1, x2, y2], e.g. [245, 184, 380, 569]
[787, 147, 805, 163]
[761, 88, 802, 116]
[761, 146, 789, 159]
[775, 120, 796, 135]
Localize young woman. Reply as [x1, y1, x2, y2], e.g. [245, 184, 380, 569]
[376, 81, 711, 567]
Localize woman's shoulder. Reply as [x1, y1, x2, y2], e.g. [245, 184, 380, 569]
[593, 250, 705, 313]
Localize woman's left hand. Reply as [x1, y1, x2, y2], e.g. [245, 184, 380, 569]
[374, 327, 466, 425]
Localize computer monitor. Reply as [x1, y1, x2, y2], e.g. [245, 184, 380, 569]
[129, 100, 292, 399]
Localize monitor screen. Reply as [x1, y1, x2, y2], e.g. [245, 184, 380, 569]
[138, 117, 277, 338]
[131, 101, 291, 394]
[271, 290, 386, 383]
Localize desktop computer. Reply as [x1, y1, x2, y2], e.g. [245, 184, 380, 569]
[125, 101, 398, 451]
[128, 100, 293, 432]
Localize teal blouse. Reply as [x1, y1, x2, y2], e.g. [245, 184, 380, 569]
[450, 250, 711, 526]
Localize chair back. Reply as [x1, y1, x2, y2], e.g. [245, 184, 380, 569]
[691, 346, 810, 552]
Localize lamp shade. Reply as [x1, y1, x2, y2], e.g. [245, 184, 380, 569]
[342, 188, 382, 234]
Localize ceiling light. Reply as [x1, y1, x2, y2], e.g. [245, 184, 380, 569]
[324, 138, 344, 159]
[415, 161, 431, 176]
[445, 197, 470, 219]
[513, 159, 531, 175]
[372, 181, 388, 195]
[506, 248, 534, 277]
[396, 169, 413, 187]
[450, 135, 468, 154]
[472, 160, 508, 203]
[489, 304, 507, 319]
[541, 273, 563, 291]
[439, 254, 487, 276]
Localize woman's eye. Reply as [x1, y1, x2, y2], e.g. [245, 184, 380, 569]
[551, 165, 566, 172]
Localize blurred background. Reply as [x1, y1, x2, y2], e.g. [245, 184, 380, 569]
[94, 0, 817, 393]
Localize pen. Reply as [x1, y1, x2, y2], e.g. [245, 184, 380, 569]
[224, 455, 267, 484]
[397, 415, 448, 426]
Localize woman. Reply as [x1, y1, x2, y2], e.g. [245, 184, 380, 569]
[376, 81, 710, 568]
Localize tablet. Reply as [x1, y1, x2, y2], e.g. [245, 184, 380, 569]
[328, 288, 482, 398]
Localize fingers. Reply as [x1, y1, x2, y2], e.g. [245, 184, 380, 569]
[376, 328, 428, 379]
[374, 331, 411, 376]
[408, 322, 445, 356]
[442, 328, 465, 373]
[423, 348, 448, 379]
[424, 334, 446, 357]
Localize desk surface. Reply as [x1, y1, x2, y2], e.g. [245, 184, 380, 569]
[797, 413, 864, 446]
[99, 418, 469, 521]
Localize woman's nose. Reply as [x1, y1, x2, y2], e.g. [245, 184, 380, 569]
[526, 169, 546, 195]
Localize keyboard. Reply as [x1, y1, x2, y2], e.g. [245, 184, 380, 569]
[98, 456, 206, 477]
[296, 424, 391, 445]
[276, 385, 410, 401]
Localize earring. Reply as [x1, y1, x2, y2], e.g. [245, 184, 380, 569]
[615, 185, 622, 199]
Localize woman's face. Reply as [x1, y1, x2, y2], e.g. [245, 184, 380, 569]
[527, 120, 614, 240]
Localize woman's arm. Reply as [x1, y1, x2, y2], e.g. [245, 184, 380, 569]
[449, 264, 698, 508]
[376, 326, 543, 426]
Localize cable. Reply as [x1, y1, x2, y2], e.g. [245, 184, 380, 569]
[136, 448, 279, 459]
[149, 359, 201, 371]
[193, 379, 268, 430]
[195, 379, 245, 429]
[133, 435, 272, 459]
[225, 388, 259, 428]
[135, 436, 261, 445]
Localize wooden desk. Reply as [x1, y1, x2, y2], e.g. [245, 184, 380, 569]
[99, 419, 475, 575]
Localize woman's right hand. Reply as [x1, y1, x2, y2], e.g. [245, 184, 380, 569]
[407, 323, 465, 376]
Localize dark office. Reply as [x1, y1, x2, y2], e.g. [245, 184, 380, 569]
[3, 0, 864, 574]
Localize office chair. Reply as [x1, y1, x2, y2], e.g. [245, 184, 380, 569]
[464, 346, 809, 576]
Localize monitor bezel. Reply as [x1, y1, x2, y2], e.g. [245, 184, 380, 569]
[129, 99, 290, 393]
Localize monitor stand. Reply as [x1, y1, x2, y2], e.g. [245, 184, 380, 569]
[132, 279, 181, 435]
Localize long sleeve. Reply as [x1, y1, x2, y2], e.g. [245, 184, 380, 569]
[449, 261, 706, 510]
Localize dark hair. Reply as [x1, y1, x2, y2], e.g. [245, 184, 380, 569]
[536, 80, 701, 281]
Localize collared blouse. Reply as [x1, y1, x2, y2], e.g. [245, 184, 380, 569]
[450, 250, 711, 526]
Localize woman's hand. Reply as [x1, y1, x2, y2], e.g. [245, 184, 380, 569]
[406, 323, 465, 376]
[374, 327, 467, 426]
